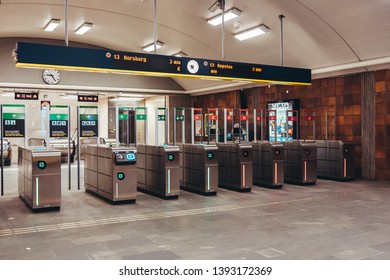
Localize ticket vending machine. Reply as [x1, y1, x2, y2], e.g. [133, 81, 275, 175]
[18, 146, 61, 211]
[84, 145, 137, 203]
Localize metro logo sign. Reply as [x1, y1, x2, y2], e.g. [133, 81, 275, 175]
[194, 114, 201, 121]
[240, 115, 249, 121]
[227, 115, 233, 121]
[209, 115, 218, 121]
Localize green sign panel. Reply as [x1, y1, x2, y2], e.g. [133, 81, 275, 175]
[3, 113, 25, 119]
[158, 115, 166, 121]
[80, 114, 98, 137]
[50, 114, 69, 137]
[175, 115, 185, 121]
[118, 114, 128, 121]
[49, 114, 68, 121]
[207, 152, 214, 159]
[37, 161, 47, 170]
[117, 172, 125, 180]
[2, 112, 25, 137]
[136, 114, 147, 120]
[168, 154, 175, 161]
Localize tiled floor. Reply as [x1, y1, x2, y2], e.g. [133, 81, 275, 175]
[1, 165, 390, 260]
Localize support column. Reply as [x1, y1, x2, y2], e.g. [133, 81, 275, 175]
[361, 72, 376, 179]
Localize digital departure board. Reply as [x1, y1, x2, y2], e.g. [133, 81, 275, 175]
[15, 42, 311, 85]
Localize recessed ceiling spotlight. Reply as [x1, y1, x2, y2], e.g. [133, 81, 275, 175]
[234, 21, 243, 30]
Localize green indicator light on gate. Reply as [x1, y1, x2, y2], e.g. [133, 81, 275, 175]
[175, 115, 184, 121]
[207, 152, 214, 159]
[117, 172, 125, 180]
[168, 154, 175, 161]
[37, 161, 47, 170]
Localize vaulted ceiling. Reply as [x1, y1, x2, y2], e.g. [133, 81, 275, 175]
[1, 0, 389, 95]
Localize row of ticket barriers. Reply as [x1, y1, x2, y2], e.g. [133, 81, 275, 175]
[17, 139, 355, 211]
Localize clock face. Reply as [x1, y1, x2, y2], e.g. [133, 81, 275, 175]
[187, 59, 199, 74]
[42, 69, 60, 85]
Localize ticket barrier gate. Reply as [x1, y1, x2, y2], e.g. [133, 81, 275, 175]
[252, 142, 284, 188]
[137, 145, 180, 199]
[49, 138, 76, 163]
[18, 146, 61, 211]
[217, 143, 252, 192]
[284, 141, 317, 185]
[180, 144, 218, 195]
[84, 145, 137, 203]
[316, 140, 355, 181]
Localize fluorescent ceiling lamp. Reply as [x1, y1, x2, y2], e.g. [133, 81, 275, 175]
[60, 94, 77, 100]
[74, 22, 93, 35]
[44, 19, 61, 32]
[234, 24, 270, 41]
[173, 52, 188, 57]
[119, 93, 145, 97]
[207, 8, 241, 26]
[111, 97, 145, 102]
[1, 92, 14, 97]
[143, 41, 164, 52]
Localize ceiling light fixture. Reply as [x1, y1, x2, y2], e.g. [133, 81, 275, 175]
[234, 24, 270, 41]
[173, 52, 188, 57]
[207, 8, 242, 26]
[74, 22, 93, 35]
[44, 19, 61, 32]
[143, 41, 164, 52]
[60, 94, 78, 100]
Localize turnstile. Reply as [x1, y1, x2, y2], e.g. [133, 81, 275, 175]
[84, 145, 137, 203]
[180, 144, 218, 195]
[49, 138, 76, 163]
[316, 140, 355, 181]
[217, 143, 252, 192]
[18, 146, 61, 211]
[252, 141, 284, 188]
[284, 141, 317, 185]
[137, 145, 181, 199]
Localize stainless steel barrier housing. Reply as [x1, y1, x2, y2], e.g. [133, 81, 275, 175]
[18, 146, 61, 211]
[217, 143, 252, 192]
[137, 145, 181, 199]
[84, 145, 137, 203]
[180, 144, 218, 195]
[316, 140, 355, 181]
[284, 141, 317, 185]
[252, 141, 284, 188]
[49, 138, 76, 163]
